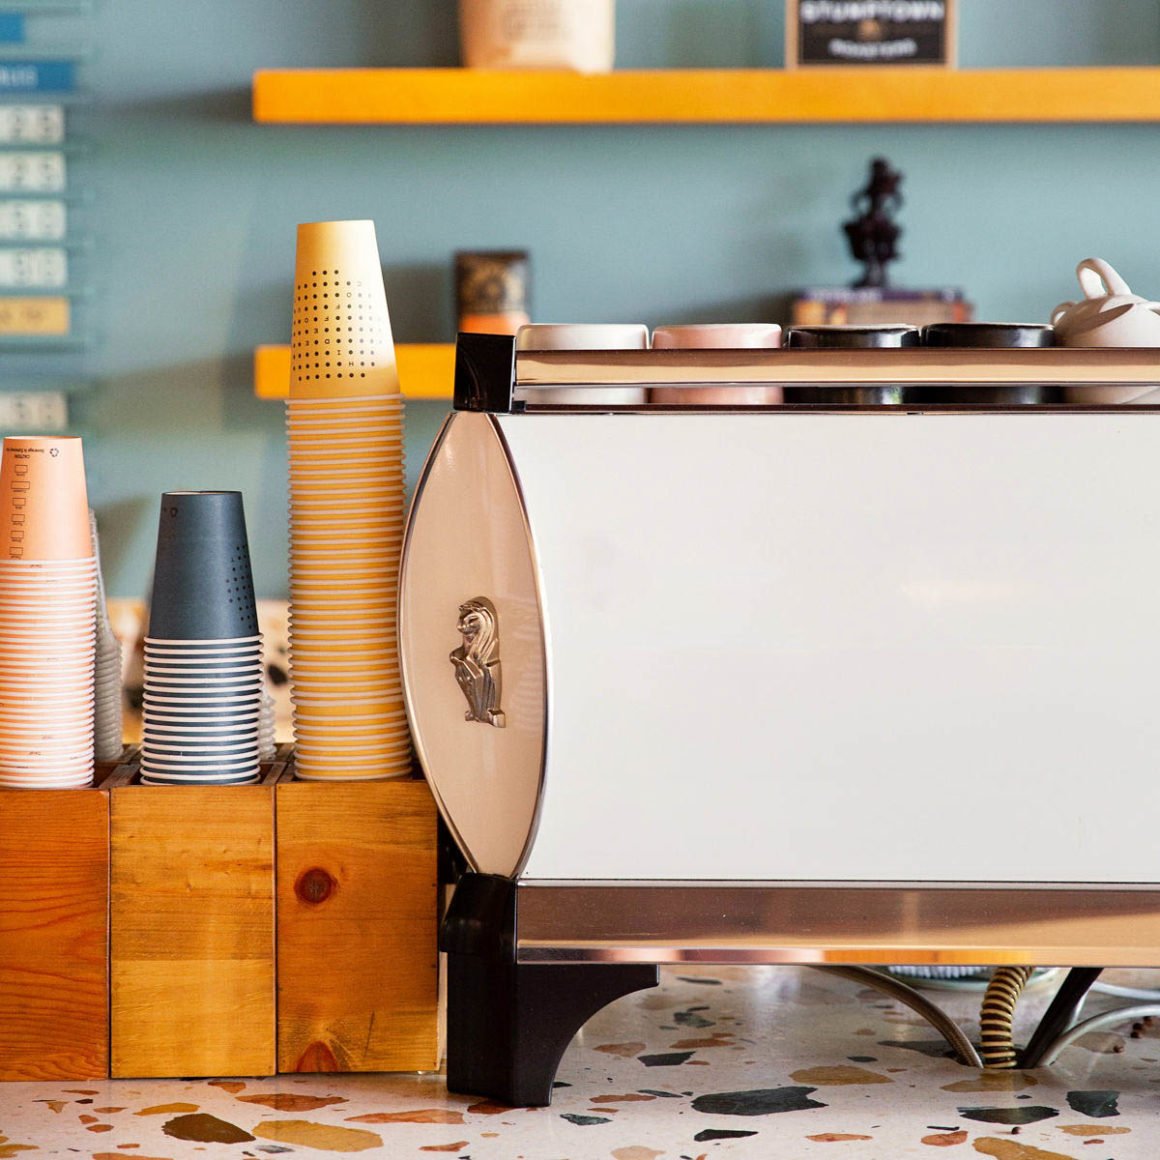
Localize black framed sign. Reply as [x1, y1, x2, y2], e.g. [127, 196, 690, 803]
[787, 0, 956, 67]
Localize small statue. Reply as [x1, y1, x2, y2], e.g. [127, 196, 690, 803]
[843, 157, 903, 289]
[450, 596, 506, 728]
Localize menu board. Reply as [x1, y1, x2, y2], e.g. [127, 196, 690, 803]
[0, 5, 89, 347]
[786, 0, 956, 68]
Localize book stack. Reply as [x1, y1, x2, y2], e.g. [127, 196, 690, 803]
[790, 286, 973, 329]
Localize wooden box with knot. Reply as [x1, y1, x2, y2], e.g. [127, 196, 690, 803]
[0, 748, 439, 1081]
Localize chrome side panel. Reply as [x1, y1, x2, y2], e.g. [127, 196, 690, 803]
[516, 883, 1160, 967]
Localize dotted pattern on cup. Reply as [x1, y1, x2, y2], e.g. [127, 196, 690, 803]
[291, 266, 392, 385]
[228, 540, 258, 635]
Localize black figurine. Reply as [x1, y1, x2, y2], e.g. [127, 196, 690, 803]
[843, 157, 903, 289]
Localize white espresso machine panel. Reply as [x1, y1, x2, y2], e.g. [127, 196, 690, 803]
[402, 341, 1160, 887]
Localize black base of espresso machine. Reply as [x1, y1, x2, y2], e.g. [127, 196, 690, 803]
[442, 874, 658, 1108]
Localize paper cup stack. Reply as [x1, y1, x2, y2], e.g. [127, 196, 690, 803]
[91, 509, 124, 763]
[0, 436, 96, 789]
[141, 490, 263, 786]
[287, 219, 411, 780]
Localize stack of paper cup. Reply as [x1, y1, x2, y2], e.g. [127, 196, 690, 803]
[287, 219, 411, 780]
[257, 688, 277, 763]
[0, 436, 96, 789]
[141, 491, 263, 786]
[91, 509, 124, 762]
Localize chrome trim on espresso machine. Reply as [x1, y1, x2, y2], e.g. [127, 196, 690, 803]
[514, 882, 1160, 967]
[515, 346, 1160, 393]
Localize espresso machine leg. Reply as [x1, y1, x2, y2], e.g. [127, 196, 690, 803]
[442, 873, 659, 1107]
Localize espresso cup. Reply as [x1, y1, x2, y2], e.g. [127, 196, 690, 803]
[650, 323, 783, 405]
[516, 323, 649, 405]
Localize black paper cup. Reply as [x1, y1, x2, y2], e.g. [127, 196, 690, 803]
[140, 768, 259, 786]
[142, 703, 262, 722]
[141, 758, 259, 776]
[141, 775, 260, 787]
[144, 652, 262, 668]
[143, 671, 263, 689]
[147, 491, 258, 640]
[143, 743, 259, 758]
[143, 734, 260, 752]
[143, 722, 259, 738]
[145, 636, 262, 651]
[143, 686, 262, 700]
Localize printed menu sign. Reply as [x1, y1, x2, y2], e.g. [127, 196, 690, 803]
[0, 4, 89, 352]
[787, 0, 955, 67]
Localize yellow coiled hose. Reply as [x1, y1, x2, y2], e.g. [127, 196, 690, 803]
[980, 966, 1033, 1068]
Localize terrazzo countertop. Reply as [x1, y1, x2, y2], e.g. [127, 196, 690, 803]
[3, 965, 1159, 1159]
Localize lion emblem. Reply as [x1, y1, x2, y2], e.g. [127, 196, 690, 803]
[450, 596, 505, 727]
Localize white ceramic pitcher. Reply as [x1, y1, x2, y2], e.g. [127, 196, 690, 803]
[1052, 257, 1160, 347]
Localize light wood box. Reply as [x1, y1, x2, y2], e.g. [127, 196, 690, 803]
[276, 774, 440, 1073]
[1, 750, 439, 1081]
[0, 755, 133, 1081]
[109, 759, 287, 1079]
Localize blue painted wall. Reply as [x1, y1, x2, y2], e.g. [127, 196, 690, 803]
[76, 1, 1160, 596]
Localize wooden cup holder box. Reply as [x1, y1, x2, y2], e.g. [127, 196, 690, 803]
[0, 748, 439, 1081]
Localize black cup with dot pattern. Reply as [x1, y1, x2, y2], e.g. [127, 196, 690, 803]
[148, 491, 259, 640]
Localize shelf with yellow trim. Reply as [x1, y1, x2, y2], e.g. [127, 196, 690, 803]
[252, 66, 1160, 125]
[254, 343, 455, 401]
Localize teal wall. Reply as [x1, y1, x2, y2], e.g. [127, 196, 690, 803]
[75, 1, 1160, 597]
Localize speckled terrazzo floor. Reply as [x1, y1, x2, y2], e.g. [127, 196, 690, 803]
[4, 965, 1160, 1159]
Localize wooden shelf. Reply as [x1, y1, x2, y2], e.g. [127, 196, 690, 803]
[253, 67, 1160, 125]
[254, 343, 454, 401]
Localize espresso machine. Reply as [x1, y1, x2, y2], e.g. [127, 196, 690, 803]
[399, 332, 1160, 1105]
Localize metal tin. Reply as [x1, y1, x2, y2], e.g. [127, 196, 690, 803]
[917, 322, 1059, 404]
[784, 324, 919, 404]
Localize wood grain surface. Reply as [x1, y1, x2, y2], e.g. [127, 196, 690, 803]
[110, 776, 277, 1078]
[0, 786, 109, 1080]
[276, 777, 439, 1072]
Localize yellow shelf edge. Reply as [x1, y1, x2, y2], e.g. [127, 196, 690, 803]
[255, 343, 453, 401]
[253, 66, 1160, 125]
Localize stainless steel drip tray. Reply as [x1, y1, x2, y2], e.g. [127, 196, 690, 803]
[514, 881, 1160, 967]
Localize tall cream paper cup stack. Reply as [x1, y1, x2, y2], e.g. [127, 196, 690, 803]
[286, 220, 411, 780]
[0, 436, 96, 789]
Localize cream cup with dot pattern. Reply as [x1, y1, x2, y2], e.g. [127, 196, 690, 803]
[287, 219, 411, 780]
[290, 220, 401, 401]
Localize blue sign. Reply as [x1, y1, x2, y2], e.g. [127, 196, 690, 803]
[0, 15, 25, 44]
[0, 61, 75, 93]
